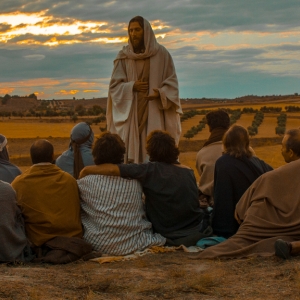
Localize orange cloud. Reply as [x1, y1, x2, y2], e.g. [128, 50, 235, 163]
[0, 87, 14, 94]
[83, 89, 99, 93]
[55, 90, 79, 95]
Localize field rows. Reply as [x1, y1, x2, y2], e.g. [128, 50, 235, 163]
[180, 112, 300, 140]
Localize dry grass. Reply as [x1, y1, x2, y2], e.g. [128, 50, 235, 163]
[1, 254, 300, 299]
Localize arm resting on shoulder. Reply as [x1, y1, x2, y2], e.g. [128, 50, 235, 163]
[79, 164, 120, 178]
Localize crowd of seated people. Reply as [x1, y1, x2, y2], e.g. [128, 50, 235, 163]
[1, 115, 300, 263]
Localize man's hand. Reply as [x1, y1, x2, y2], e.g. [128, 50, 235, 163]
[144, 89, 160, 101]
[133, 80, 148, 92]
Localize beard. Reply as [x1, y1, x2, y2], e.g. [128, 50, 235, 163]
[130, 36, 145, 53]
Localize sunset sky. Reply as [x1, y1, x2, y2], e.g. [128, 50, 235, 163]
[1, 0, 300, 100]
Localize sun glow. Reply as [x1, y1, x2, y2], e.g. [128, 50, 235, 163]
[0, 11, 107, 45]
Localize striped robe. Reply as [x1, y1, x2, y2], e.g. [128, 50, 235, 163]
[77, 175, 166, 255]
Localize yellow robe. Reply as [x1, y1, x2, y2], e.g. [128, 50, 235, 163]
[12, 164, 82, 247]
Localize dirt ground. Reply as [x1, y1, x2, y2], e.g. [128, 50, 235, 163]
[1, 252, 300, 300]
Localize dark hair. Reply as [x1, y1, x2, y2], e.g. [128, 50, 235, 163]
[285, 129, 300, 157]
[128, 16, 144, 31]
[223, 125, 252, 158]
[206, 110, 230, 130]
[30, 139, 54, 164]
[146, 130, 179, 164]
[92, 132, 125, 165]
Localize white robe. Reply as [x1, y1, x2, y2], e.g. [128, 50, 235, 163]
[106, 18, 182, 163]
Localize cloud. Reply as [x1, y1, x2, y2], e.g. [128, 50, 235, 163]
[23, 54, 45, 60]
[0, 0, 300, 99]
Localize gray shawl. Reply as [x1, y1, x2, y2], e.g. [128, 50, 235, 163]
[0, 181, 28, 262]
[0, 134, 22, 183]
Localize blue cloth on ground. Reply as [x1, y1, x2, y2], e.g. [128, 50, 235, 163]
[196, 236, 227, 249]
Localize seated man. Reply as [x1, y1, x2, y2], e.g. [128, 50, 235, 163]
[196, 110, 230, 207]
[0, 134, 22, 183]
[0, 180, 31, 262]
[80, 130, 204, 247]
[274, 128, 300, 259]
[77, 132, 166, 255]
[212, 125, 272, 238]
[56, 122, 94, 179]
[194, 128, 300, 259]
[12, 139, 83, 250]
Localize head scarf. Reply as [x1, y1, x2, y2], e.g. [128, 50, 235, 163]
[0, 134, 22, 183]
[71, 122, 93, 179]
[116, 17, 160, 61]
[0, 134, 9, 162]
[55, 122, 94, 179]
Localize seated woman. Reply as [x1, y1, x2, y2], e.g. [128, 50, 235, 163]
[212, 125, 273, 238]
[56, 122, 94, 179]
[80, 130, 205, 247]
[0, 134, 22, 183]
[0, 180, 31, 262]
[77, 132, 166, 255]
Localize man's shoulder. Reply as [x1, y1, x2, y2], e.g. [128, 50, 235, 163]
[197, 142, 223, 159]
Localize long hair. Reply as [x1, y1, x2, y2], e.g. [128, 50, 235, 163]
[146, 130, 179, 164]
[92, 132, 125, 165]
[223, 125, 252, 158]
[128, 16, 144, 32]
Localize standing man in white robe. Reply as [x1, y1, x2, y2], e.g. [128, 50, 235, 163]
[107, 16, 182, 163]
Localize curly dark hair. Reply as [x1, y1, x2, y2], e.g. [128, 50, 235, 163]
[206, 109, 230, 130]
[223, 125, 252, 158]
[285, 129, 300, 157]
[92, 132, 125, 165]
[146, 130, 179, 164]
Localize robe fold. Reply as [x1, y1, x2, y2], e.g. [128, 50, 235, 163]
[12, 164, 83, 247]
[195, 159, 300, 259]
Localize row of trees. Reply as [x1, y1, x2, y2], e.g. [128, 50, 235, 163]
[275, 113, 287, 135]
[1, 93, 37, 105]
[260, 106, 282, 113]
[183, 117, 207, 139]
[0, 105, 106, 121]
[285, 106, 300, 112]
[247, 111, 264, 136]
[180, 109, 209, 122]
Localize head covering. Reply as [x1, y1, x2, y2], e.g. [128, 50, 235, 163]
[71, 122, 93, 179]
[55, 122, 94, 178]
[0, 134, 22, 183]
[116, 17, 160, 61]
[0, 134, 9, 161]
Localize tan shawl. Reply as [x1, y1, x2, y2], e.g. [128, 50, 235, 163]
[12, 164, 83, 247]
[194, 159, 300, 259]
[107, 18, 182, 163]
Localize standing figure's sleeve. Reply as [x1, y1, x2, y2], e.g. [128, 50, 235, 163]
[107, 59, 135, 131]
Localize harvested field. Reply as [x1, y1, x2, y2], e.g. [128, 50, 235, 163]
[1, 254, 300, 299]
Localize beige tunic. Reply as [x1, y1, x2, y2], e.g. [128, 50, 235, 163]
[196, 141, 223, 203]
